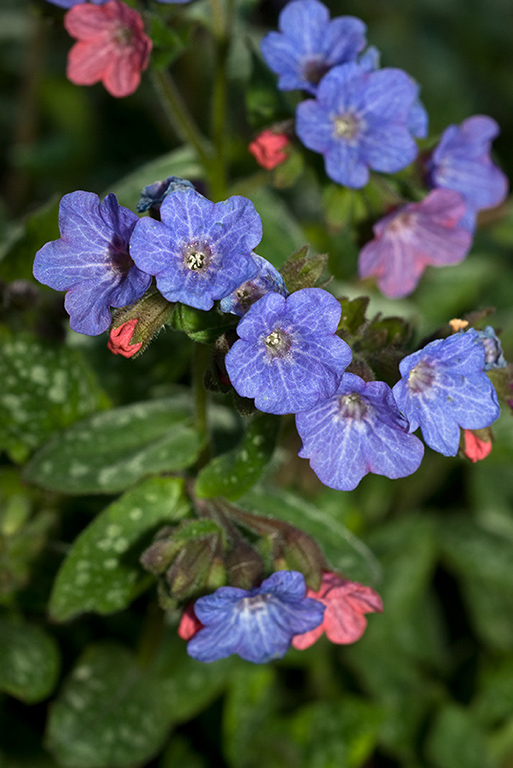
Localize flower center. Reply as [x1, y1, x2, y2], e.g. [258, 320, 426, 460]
[387, 211, 416, 234]
[183, 242, 212, 272]
[303, 57, 330, 86]
[109, 237, 134, 276]
[408, 360, 435, 393]
[338, 392, 368, 420]
[240, 594, 270, 613]
[264, 328, 292, 358]
[333, 113, 360, 140]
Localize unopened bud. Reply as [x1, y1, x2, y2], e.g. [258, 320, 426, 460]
[248, 129, 290, 171]
[462, 428, 493, 463]
[225, 539, 264, 590]
[108, 289, 175, 358]
[166, 534, 225, 600]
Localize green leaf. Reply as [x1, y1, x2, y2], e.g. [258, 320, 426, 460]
[171, 304, 236, 343]
[107, 146, 202, 210]
[240, 488, 381, 585]
[248, 188, 306, 270]
[156, 631, 236, 723]
[46, 643, 171, 768]
[0, 615, 60, 703]
[279, 245, 328, 293]
[0, 196, 60, 282]
[425, 705, 493, 768]
[0, 332, 108, 464]
[287, 699, 383, 768]
[49, 477, 190, 622]
[195, 413, 280, 500]
[149, 15, 189, 71]
[24, 396, 203, 494]
[337, 296, 370, 336]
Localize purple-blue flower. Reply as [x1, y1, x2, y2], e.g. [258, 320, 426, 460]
[295, 62, 419, 188]
[46, 0, 190, 6]
[358, 189, 472, 298]
[129, 187, 261, 311]
[225, 288, 352, 415]
[33, 191, 151, 336]
[260, 0, 366, 95]
[296, 373, 424, 491]
[392, 330, 501, 456]
[477, 326, 507, 370]
[358, 45, 428, 139]
[220, 253, 288, 316]
[186, 571, 325, 663]
[426, 115, 509, 231]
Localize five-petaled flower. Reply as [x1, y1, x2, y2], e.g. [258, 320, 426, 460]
[33, 191, 151, 336]
[186, 571, 325, 663]
[426, 115, 509, 231]
[292, 572, 383, 650]
[65, 0, 152, 98]
[392, 330, 501, 456]
[248, 130, 290, 171]
[295, 61, 419, 188]
[225, 288, 352, 415]
[358, 189, 472, 298]
[129, 187, 261, 311]
[296, 372, 424, 490]
[260, 0, 366, 95]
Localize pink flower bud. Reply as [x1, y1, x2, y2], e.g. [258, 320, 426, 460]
[107, 319, 143, 357]
[178, 603, 204, 641]
[249, 130, 290, 170]
[463, 429, 492, 462]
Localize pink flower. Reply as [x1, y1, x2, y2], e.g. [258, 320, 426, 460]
[358, 189, 473, 299]
[463, 429, 492, 463]
[292, 572, 383, 650]
[107, 319, 143, 357]
[249, 130, 290, 170]
[177, 604, 203, 641]
[65, 0, 152, 98]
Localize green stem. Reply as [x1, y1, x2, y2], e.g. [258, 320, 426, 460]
[150, 67, 213, 170]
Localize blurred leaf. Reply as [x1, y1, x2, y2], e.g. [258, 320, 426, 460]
[0, 615, 60, 703]
[245, 46, 292, 128]
[280, 245, 328, 293]
[425, 704, 493, 768]
[107, 146, 202, 210]
[0, 332, 108, 464]
[49, 477, 190, 622]
[249, 188, 306, 270]
[155, 632, 235, 723]
[223, 665, 277, 768]
[24, 396, 203, 494]
[195, 412, 280, 500]
[474, 657, 513, 727]
[150, 16, 189, 71]
[240, 488, 381, 585]
[46, 643, 170, 768]
[287, 698, 383, 768]
[323, 185, 368, 232]
[160, 735, 206, 768]
[438, 515, 513, 589]
[272, 148, 304, 190]
[0, 197, 59, 282]
[460, 577, 513, 652]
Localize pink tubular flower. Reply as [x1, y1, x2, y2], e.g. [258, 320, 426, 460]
[292, 572, 383, 650]
[358, 189, 473, 299]
[249, 130, 290, 170]
[463, 429, 493, 463]
[177, 604, 204, 641]
[107, 319, 143, 357]
[64, 0, 152, 98]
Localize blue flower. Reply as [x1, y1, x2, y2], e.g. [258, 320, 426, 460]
[220, 253, 289, 316]
[426, 115, 509, 231]
[392, 330, 501, 456]
[260, 0, 366, 95]
[129, 187, 261, 311]
[477, 326, 507, 370]
[296, 373, 424, 491]
[33, 191, 151, 336]
[186, 571, 325, 663]
[358, 46, 428, 139]
[295, 62, 419, 188]
[136, 176, 195, 213]
[225, 288, 352, 415]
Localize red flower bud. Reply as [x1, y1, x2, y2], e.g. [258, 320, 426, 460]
[107, 318, 143, 357]
[463, 429, 492, 462]
[178, 603, 203, 640]
[249, 129, 289, 171]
